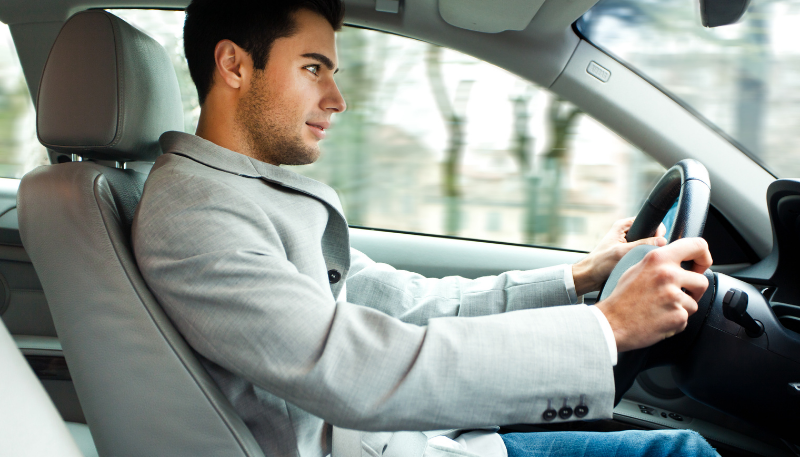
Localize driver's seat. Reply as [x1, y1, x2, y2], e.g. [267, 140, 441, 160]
[17, 11, 264, 457]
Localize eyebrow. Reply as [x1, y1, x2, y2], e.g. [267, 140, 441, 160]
[302, 53, 339, 74]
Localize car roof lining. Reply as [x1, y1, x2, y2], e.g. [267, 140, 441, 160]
[1, 0, 590, 111]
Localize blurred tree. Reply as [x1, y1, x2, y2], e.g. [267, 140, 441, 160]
[541, 97, 582, 245]
[0, 77, 32, 176]
[582, 0, 776, 160]
[297, 29, 414, 226]
[425, 45, 473, 236]
[321, 28, 381, 225]
[509, 87, 540, 244]
[735, 3, 770, 157]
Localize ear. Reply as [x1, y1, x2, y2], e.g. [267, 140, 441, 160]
[213, 39, 252, 91]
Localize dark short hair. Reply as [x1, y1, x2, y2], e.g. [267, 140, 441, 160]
[184, 0, 345, 105]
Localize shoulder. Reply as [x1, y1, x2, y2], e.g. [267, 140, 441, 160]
[134, 153, 269, 236]
[141, 153, 261, 209]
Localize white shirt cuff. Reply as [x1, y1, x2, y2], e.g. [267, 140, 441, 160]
[563, 265, 578, 304]
[588, 305, 618, 366]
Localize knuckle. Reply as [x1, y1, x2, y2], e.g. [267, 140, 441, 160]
[679, 314, 690, 331]
[692, 237, 708, 252]
[671, 309, 689, 328]
[666, 287, 682, 303]
[644, 249, 663, 265]
[655, 268, 675, 285]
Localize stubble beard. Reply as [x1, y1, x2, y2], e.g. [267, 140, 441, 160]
[234, 73, 320, 166]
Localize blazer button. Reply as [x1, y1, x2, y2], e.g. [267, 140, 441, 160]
[575, 395, 589, 418]
[558, 398, 573, 420]
[328, 269, 341, 284]
[542, 399, 557, 421]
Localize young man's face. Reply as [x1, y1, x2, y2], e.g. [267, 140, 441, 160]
[235, 9, 346, 166]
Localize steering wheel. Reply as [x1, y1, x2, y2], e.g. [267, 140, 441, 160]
[600, 159, 711, 302]
[597, 159, 713, 403]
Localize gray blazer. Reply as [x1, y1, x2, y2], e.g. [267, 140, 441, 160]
[132, 131, 615, 457]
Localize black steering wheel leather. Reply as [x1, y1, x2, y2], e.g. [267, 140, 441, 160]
[626, 159, 711, 243]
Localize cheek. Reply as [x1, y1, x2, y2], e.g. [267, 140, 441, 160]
[262, 70, 321, 123]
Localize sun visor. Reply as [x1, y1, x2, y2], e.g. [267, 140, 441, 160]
[439, 0, 547, 33]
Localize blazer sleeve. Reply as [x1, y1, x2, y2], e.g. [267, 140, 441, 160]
[133, 172, 615, 432]
[346, 248, 575, 325]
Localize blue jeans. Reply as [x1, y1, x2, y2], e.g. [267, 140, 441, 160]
[501, 430, 719, 457]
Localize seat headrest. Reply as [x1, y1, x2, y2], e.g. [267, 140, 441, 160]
[37, 10, 184, 162]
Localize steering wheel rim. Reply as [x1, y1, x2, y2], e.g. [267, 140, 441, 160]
[599, 159, 711, 302]
[626, 159, 711, 244]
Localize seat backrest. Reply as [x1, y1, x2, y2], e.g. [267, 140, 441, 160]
[17, 11, 264, 457]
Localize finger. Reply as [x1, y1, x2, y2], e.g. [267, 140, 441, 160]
[656, 222, 667, 238]
[656, 238, 713, 270]
[615, 217, 636, 232]
[663, 306, 690, 339]
[675, 269, 710, 300]
[685, 238, 713, 273]
[677, 289, 700, 316]
[628, 235, 667, 249]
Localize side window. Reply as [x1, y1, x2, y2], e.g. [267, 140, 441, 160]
[113, 10, 665, 253]
[0, 23, 48, 177]
[298, 28, 666, 252]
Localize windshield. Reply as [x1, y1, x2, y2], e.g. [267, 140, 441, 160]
[580, 0, 800, 178]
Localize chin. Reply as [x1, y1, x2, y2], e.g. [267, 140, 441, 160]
[280, 146, 320, 166]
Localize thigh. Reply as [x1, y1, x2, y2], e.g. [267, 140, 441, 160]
[500, 430, 719, 457]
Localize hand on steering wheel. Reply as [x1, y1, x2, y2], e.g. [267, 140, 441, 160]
[596, 238, 713, 352]
[572, 217, 667, 296]
[593, 159, 713, 352]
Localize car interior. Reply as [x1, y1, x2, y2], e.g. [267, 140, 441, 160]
[0, 0, 798, 456]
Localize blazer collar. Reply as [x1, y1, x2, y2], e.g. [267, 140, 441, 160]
[159, 131, 345, 217]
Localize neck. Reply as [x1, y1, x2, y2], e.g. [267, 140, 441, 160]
[195, 94, 254, 159]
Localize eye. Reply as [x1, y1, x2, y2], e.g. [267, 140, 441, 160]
[304, 64, 320, 75]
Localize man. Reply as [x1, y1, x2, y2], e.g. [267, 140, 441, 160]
[132, 0, 718, 456]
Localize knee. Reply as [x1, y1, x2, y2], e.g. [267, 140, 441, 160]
[665, 430, 718, 456]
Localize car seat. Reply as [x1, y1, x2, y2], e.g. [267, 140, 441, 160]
[0, 318, 83, 457]
[17, 10, 264, 457]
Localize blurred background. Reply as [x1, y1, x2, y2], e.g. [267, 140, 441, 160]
[0, 0, 796, 253]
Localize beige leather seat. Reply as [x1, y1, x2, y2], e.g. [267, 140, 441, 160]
[18, 11, 264, 457]
[0, 318, 83, 457]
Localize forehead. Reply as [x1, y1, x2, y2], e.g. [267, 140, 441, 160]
[275, 9, 338, 60]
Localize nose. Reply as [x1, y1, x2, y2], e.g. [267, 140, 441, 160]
[325, 81, 346, 113]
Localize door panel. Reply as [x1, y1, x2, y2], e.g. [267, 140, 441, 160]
[350, 227, 585, 279]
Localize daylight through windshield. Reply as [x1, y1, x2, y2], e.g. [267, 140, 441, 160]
[581, 0, 800, 178]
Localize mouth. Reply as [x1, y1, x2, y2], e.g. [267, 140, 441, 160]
[306, 121, 329, 140]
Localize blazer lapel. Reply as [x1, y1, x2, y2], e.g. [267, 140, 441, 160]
[245, 156, 346, 220]
[160, 131, 347, 221]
